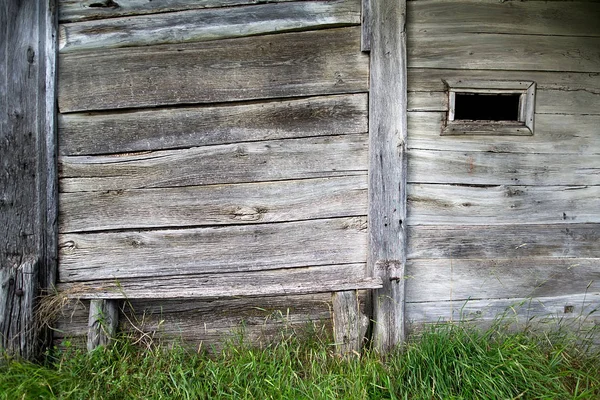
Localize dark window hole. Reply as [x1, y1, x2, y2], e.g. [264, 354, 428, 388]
[454, 93, 521, 122]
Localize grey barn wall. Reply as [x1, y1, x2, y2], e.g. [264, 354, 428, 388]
[54, 0, 370, 348]
[404, 0, 600, 330]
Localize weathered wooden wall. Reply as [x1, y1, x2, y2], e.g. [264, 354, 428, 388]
[404, 0, 600, 331]
[54, 0, 370, 347]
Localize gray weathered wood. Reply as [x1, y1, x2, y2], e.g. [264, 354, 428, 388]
[408, 113, 600, 155]
[408, 150, 600, 186]
[59, 217, 368, 282]
[360, 0, 371, 52]
[332, 290, 367, 354]
[409, 33, 600, 72]
[58, 27, 369, 112]
[60, 176, 367, 233]
[59, 264, 381, 299]
[407, 184, 600, 226]
[59, 134, 368, 192]
[408, 1, 600, 37]
[87, 299, 119, 351]
[1, 0, 57, 359]
[59, 0, 361, 53]
[59, 93, 368, 156]
[408, 224, 600, 260]
[405, 258, 600, 303]
[368, 0, 407, 352]
[59, 0, 313, 22]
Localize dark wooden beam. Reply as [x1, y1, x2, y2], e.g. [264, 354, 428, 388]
[0, 0, 58, 360]
[368, 0, 407, 352]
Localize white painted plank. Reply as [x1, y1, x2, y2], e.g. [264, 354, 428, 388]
[59, 217, 368, 282]
[59, 0, 361, 52]
[407, 184, 600, 226]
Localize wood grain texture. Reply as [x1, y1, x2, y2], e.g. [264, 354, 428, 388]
[59, 217, 368, 282]
[59, 0, 311, 22]
[332, 290, 368, 354]
[405, 258, 600, 303]
[59, 0, 361, 52]
[58, 27, 369, 112]
[407, 224, 600, 259]
[408, 150, 600, 186]
[60, 176, 367, 233]
[407, 184, 600, 226]
[408, 113, 600, 155]
[58, 264, 381, 299]
[87, 299, 118, 351]
[360, 0, 371, 51]
[59, 93, 368, 156]
[408, 1, 600, 37]
[59, 134, 368, 192]
[368, 0, 407, 351]
[408, 33, 600, 72]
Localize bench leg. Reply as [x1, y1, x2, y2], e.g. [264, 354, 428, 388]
[332, 290, 368, 354]
[87, 299, 119, 352]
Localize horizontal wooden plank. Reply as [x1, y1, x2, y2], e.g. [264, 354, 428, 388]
[59, 0, 310, 22]
[59, 217, 368, 282]
[408, 1, 600, 37]
[407, 224, 600, 259]
[58, 27, 369, 112]
[406, 293, 600, 325]
[59, 0, 361, 52]
[408, 33, 600, 72]
[408, 112, 600, 155]
[57, 264, 380, 299]
[59, 93, 368, 156]
[60, 175, 368, 233]
[405, 258, 600, 303]
[59, 134, 368, 192]
[408, 149, 600, 186]
[407, 184, 600, 226]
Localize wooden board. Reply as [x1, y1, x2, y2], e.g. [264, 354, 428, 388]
[407, 224, 600, 259]
[408, 113, 600, 155]
[408, 149, 600, 186]
[60, 175, 368, 232]
[407, 184, 600, 226]
[59, 217, 368, 282]
[59, 134, 368, 192]
[58, 27, 369, 112]
[57, 264, 380, 299]
[405, 258, 600, 303]
[408, 1, 600, 37]
[408, 33, 600, 72]
[59, 93, 368, 156]
[59, 0, 315, 22]
[59, 0, 361, 52]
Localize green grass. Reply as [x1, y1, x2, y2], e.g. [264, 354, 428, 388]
[1, 322, 599, 400]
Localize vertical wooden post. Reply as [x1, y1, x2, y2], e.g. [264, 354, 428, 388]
[332, 290, 369, 354]
[367, 0, 408, 352]
[87, 300, 119, 351]
[0, 0, 58, 359]
[361, 0, 372, 52]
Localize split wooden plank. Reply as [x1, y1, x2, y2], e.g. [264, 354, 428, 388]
[408, 33, 600, 73]
[59, 0, 361, 53]
[408, 1, 600, 37]
[407, 113, 600, 155]
[60, 134, 368, 192]
[407, 184, 600, 226]
[60, 175, 367, 233]
[59, 0, 313, 22]
[58, 27, 369, 112]
[405, 258, 600, 303]
[408, 150, 600, 186]
[58, 264, 381, 299]
[406, 293, 600, 325]
[332, 290, 368, 354]
[368, 0, 407, 351]
[407, 224, 600, 260]
[59, 93, 368, 156]
[59, 217, 368, 282]
[87, 299, 119, 351]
